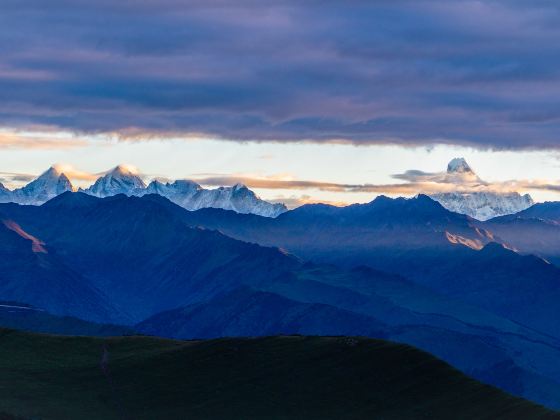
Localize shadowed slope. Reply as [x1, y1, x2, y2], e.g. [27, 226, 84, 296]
[0, 213, 122, 324]
[0, 330, 556, 420]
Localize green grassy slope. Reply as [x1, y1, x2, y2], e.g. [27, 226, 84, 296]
[0, 329, 556, 420]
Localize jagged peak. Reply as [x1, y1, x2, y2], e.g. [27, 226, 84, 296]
[109, 164, 140, 176]
[232, 183, 248, 191]
[37, 165, 64, 179]
[447, 157, 474, 174]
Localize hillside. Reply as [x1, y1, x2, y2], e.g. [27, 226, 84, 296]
[0, 329, 555, 420]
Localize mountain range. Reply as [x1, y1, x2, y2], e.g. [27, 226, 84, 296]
[0, 165, 287, 217]
[0, 158, 536, 220]
[3, 192, 560, 409]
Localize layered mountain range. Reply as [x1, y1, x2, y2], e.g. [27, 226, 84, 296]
[0, 165, 287, 217]
[2, 192, 560, 409]
[0, 158, 536, 220]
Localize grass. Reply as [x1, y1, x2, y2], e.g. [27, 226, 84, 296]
[0, 329, 555, 419]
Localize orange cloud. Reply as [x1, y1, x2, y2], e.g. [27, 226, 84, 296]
[0, 132, 87, 150]
[191, 173, 560, 197]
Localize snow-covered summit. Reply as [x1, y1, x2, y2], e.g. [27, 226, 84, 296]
[431, 191, 534, 221]
[447, 157, 474, 174]
[430, 158, 534, 220]
[142, 179, 286, 217]
[83, 165, 146, 197]
[9, 166, 73, 205]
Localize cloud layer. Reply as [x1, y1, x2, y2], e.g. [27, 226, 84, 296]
[1, 1, 560, 148]
[192, 167, 560, 198]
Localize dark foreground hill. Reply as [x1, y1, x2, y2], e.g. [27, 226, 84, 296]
[0, 329, 555, 420]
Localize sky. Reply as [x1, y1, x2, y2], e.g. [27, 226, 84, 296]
[2, 1, 560, 206]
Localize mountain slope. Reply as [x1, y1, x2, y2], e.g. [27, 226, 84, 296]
[0, 302, 132, 336]
[400, 242, 560, 338]
[498, 201, 560, 223]
[481, 203, 560, 265]
[0, 215, 122, 324]
[0, 193, 300, 321]
[137, 287, 387, 339]
[0, 330, 555, 420]
[172, 193, 499, 272]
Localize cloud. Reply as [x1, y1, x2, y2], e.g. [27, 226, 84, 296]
[1, 1, 560, 148]
[0, 172, 35, 184]
[193, 166, 560, 197]
[0, 131, 87, 150]
[269, 194, 349, 209]
[50, 164, 99, 181]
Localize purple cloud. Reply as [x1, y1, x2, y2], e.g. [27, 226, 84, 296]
[1, 1, 560, 148]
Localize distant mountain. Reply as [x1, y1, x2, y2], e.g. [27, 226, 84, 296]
[157, 194, 560, 337]
[0, 301, 132, 336]
[479, 202, 560, 266]
[0, 166, 73, 205]
[0, 164, 286, 217]
[0, 330, 554, 420]
[81, 165, 146, 197]
[145, 179, 286, 217]
[432, 191, 534, 221]
[430, 158, 533, 220]
[173, 193, 499, 266]
[513, 201, 560, 222]
[402, 241, 560, 338]
[137, 287, 387, 339]
[80, 165, 287, 217]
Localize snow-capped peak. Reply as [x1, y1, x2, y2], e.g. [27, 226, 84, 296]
[429, 158, 534, 220]
[112, 164, 140, 176]
[142, 179, 286, 217]
[431, 191, 534, 221]
[447, 157, 473, 174]
[9, 166, 74, 205]
[83, 165, 146, 197]
[232, 183, 247, 191]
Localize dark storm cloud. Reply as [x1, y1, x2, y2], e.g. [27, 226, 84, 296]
[1, 0, 560, 148]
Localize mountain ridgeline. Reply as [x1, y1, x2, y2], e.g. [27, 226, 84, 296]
[0, 165, 287, 217]
[2, 192, 560, 410]
[0, 158, 537, 220]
